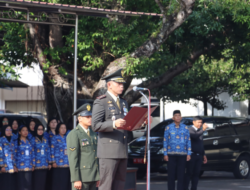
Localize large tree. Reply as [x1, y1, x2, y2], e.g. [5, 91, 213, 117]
[1, 0, 250, 122]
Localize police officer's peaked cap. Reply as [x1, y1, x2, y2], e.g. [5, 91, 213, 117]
[72, 103, 92, 117]
[101, 69, 126, 83]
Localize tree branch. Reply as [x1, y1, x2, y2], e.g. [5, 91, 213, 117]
[155, 0, 167, 23]
[131, 0, 195, 58]
[124, 43, 216, 105]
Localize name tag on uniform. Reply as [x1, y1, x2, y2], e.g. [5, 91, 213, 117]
[64, 149, 67, 155]
[171, 133, 175, 134]
[41, 149, 44, 155]
[25, 150, 29, 156]
[108, 107, 115, 110]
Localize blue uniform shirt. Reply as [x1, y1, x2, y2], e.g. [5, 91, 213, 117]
[27, 132, 35, 142]
[163, 122, 191, 156]
[44, 131, 55, 145]
[31, 137, 52, 170]
[15, 139, 35, 171]
[51, 134, 69, 167]
[12, 133, 18, 140]
[0, 136, 16, 173]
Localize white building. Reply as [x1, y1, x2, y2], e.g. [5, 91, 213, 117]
[0, 64, 46, 115]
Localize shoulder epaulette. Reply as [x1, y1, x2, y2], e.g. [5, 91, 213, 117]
[96, 95, 106, 99]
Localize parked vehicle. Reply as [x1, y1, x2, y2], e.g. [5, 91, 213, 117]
[0, 113, 47, 129]
[128, 116, 250, 179]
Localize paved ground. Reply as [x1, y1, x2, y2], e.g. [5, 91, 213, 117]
[136, 171, 250, 190]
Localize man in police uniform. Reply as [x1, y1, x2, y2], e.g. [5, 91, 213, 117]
[67, 103, 99, 190]
[91, 69, 128, 190]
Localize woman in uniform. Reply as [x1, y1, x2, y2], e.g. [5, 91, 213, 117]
[51, 123, 71, 190]
[44, 118, 58, 145]
[11, 119, 19, 140]
[1, 117, 9, 126]
[15, 125, 35, 190]
[44, 117, 58, 190]
[0, 124, 17, 190]
[0, 117, 9, 135]
[27, 119, 36, 141]
[32, 124, 52, 190]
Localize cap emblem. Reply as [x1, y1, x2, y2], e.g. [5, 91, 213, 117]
[87, 105, 91, 111]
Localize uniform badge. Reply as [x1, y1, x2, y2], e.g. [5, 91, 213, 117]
[108, 101, 112, 104]
[121, 69, 125, 77]
[87, 104, 91, 111]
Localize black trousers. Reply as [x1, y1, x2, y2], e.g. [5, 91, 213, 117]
[17, 171, 33, 190]
[51, 167, 71, 190]
[184, 154, 203, 190]
[1, 172, 16, 190]
[33, 169, 48, 190]
[168, 155, 186, 190]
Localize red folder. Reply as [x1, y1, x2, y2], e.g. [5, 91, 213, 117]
[119, 106, 158, 131]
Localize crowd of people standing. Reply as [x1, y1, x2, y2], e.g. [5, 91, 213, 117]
[0, 116, 71, 190]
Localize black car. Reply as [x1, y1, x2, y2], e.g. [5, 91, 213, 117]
[127, 116, 250, 179]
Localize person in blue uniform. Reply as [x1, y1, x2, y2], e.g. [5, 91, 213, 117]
[11, 119, 19, 140]
[1, 117, 9, 126]
[163, 110, 191, 190]
[0, 124, 17, 190]
[15, 125, 35, 190]
[27, 119, 36, 141]
[44, 117, 58, 145]
[0, 117, 9, 136]
[32, 124, 52, 190]
[44, 117, 58, 190]
[51, 123, 71, 190]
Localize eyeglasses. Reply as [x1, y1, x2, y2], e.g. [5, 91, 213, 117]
[2, 121, 8, 124]
[6, 129, 12, 132]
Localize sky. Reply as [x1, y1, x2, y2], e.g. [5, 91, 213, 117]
[18, 63, 43, 86]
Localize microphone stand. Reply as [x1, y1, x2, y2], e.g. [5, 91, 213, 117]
[139, 91, 151, 190]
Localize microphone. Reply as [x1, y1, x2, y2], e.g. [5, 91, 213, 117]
[133, 86, 148, 91]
